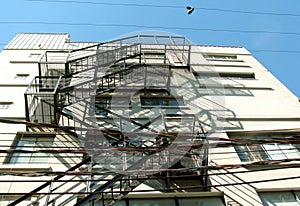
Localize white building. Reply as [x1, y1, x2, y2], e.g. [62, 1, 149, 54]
[0, 32, 299, 206]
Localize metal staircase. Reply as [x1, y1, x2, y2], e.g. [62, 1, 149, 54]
[18, 35, 211, 206]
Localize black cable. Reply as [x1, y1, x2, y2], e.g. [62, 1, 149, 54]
[250, 50, 300, 54]
[25, 0, 300, 18]
[1, 21, 300, 36]
[0, 165, 298, 182]
[0, 174, 300, 195]
[1, 158, 300, 177]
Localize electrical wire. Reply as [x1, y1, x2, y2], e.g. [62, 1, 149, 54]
[0, 143, 299, 153]
[1, 175, 300, 196]
[1, 118, 300, 147]
[25, 0, 300, 18]
[1, 158, 300, 177]
[250, 50, 300, 54]
[0, 165, 298, 182]
[0, 21, 300, 36]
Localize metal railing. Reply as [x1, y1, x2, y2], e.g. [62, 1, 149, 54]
[25, 76, 61, 124]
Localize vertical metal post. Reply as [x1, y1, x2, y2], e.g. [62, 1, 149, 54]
[24, 94, 30, 131]
[187, 45, 191, 71]
[166, 172, 170, 189]
[167, 66, 171, 94]
[86, 155, 92, 194]
[144, 66, 147, 95]
[54, 91, 59, 125]
[139, 44, 142, 65]
[38, 63, 42, 77]
[41, 99, 45, 123]
[44, 180, 54, 206]
[24, 94, 30, 122]
[203, 139, 209, 191]
[164, 44, 167, 64]
[65, 62, 70, 75]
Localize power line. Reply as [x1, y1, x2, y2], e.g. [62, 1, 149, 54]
[0, 173, 300, 193]
[0, 163, 296, 181]
[26, 0, 183, 9]
[1, 21, 300, 36]
[1, 159, 300, 177]
[25, 0, 300, 17]
[250, 50, 300, 54]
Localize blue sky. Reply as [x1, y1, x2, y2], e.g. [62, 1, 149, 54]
[1, 0, 300, 97]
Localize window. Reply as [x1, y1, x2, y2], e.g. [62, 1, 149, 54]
[177, 197, 225, 206]
[15, 73, 30, 80]
[194, 72, 255, 79]
[140, 95, 184, 106]
[94, 95, 131, 115]
[130, 199, 174, 206]
[236, 143, 300, 162]
[204, 54, 237, 60]
[0, 102, 13, 109]
[29, 53, 41, 59]
[259, 191, 300, 206]
[6, 133, 54, 164]
[231, 133, 300, 162]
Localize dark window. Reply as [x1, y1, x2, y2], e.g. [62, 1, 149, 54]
[15, 73, 30, 80]
[0, 102, 13, 110]
[195, 72, 255, 79]
[140, 95, 184, 106]
[94, 95, 131, 115]
[204, 54, 237, 60]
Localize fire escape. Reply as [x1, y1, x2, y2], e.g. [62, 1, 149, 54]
[15, 35, 210, 206]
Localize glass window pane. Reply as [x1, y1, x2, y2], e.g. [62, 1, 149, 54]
[36, 138, 53, 147]
[8, 135, 53, 164]
[259, 192, 300, 206]
[141, 96, 183, 106]
[10, 154, 31, 164]
[91, 200, 126, 206]
[278, 144, 300, 159]
[178, 197, 224, 206]
[31, 152, 49, 163]
[130, 199, 175, 206]
[235, 145, 269, 162]
[18, 139, 35, 148]
[263, 144, 288, 160]
[231, 134, 300, 162]
[234, 146, 250, 162]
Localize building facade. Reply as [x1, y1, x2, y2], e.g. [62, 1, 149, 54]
[0, 33, 299, 205]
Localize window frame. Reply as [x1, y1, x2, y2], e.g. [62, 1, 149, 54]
[140, 95, 184, 107]
[28, 53, 42, 59]
[0, 102, 13, 110]
[259, 190, 300, 206]
[194, 72, 255, 79]
[94, 95, 132, 116]
[15, 73, 30, 80]
[235, 142, 300, 163]
[230, 132, 300, 163]
[5, 133, 55, 165]
[204, 54, 238, 61]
